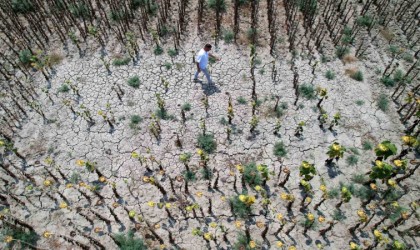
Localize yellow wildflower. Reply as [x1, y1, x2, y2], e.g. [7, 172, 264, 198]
[204, 233, 213, 240]
[209, 222, 217, 228]
[94, 227, 102, 233]
[239, 195, 247, 202]
[281, 193, 288, 200]
[221, 196, 226, 201]
[257, 164, 265, 171]
[196, 191, 203, 197]
[318, 216, 325, 223]
[76, 159, 85, 166]
[370, 183, 377, 190]
[43, 231, 52, 238]
[147, 201, 156, 207]
[302, 161, 310, 168]
[186, 206, 193, 211]
[131, 152, 139, 158]
[235, 221, 242, 228]
[373, 230, 382, 239]
[341, 187, 348, 193]
[249, 240, 256, 248]
[160, 244, 166, 249]
[99, 176, 106, 183]
[112, 202, 119, 208]
[332, 143, 341, 151]
[255, 185, 262, 191]
[43, 180, 52, 187]
[320, 185, 327, 192]
[401, 211, 409, 220]
[154, 223, 160, 229]
[128, 210, 136, 218]
[349, 242, 359, 250]
[44, 157, 53, 165]
[4, 235, 13, 243]
[79, 182, 86, 187]
[288, 246, 297, 250]
[142, 176, 150, 182]
[307, 213, 315, 221]
[165, 203, 171, 209]
[247, 195, 256, 205]
[276, 213, 283, 220]
[387, 179, 396, 188]
[59, 202, 68, 209]
[378, 144, 388, 151]
[0, 140, 4, 146]
[197, 148, 204, 156]
[305, 197, 312, 204]
[393, 160, 403, 167]
[66, 183, 73, 188]
[236, 164, 244, 173]
[276, 241, 284, 248]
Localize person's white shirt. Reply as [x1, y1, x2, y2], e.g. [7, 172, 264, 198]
[196, 49, 209, 69]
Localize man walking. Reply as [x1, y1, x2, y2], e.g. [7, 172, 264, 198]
[194, 44, 220, 84]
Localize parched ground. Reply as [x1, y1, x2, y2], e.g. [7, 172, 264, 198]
[1, 1, 419, 250]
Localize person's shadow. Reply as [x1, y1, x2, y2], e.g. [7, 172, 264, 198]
[198, 80, 221, 96]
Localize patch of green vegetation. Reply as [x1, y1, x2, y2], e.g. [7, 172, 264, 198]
[299, 84, 316, 100]
[164, 62, 171, 70]
[237, 96, 247, 105]
[351, 174, 368, 184]
[19, 49, 32, 64]
[232, 232, 253, 249]
[350, 71, 364, 81]
[327, 188, 340, 199]
[332, 209, 347, 221]
[356, 15, 374, 28]
[183, 170, 196, 182]
[155, 109, 173, 120]
[355, 100, 365, 106]
[114, 230, 147, 250]
[181, 103, 191, 111]
[325, 70, 336, 80]
[381, 76, 395, 87]
[393, 69, 404, 83]
[69, 2, 90, 18]
[154, 45, 164, 55]
[167, 48, 178, 57]
[273, 141, 287, 158]
[207, 0, 227, 11]
[219, 117, 228, 125]
[336, 46, 350, 59]
[258, 68, 265, 75]
[127, 76, 140, 88]
[230, 195, 253, 219]
[346, 155, 359, 166]
[349, 147, 360, 155]
[197, 134, 217, 154]
[362, 141, 373, 150]
[402, 52, 414, 63]
[58, 84, 70, 93]
[243, 162, 262, 186]
[129, 115, 142, 129]
[110, 10, 128, 21]
[200, 168, 213, 180]
[1, 227, 39, 249]
[246, 28, 258, 41]
[224, 30, 234, 44]
[12, 0, 35, 14]
[112, 57, 131, 66]
[377, 93, 389, 112]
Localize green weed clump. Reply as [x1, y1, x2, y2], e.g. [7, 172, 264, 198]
[346, 155, 359, 166]
[12, 0, 35, 14]
[2, 227, 39, 249]
[181, 103, 191, 111]
[362, 141, 373, 150]
[127, 76, 140, 88]
[243, 163, 263, 186]
[167, 48, 178, 57]
[154, 45, 163, 55]
[230, 194, 254, 219]
[58, 84, 70, 93]
[197, 134, 217, 154]
[69, 3, 90, 18]
[112, 57, 131, 66]
[114, 230, 147, 250]
[237, 96, 247, 105]
[233, 232, 253, 250]
[299, 84, 316, 100]
[183, 170, 196, 182]
[377, 93, 389, 112]
[224, 30, 234, 44]
[350, 71, 364, 81]
[381, 76, 395, 87]
[336, 46, 350, 59]
[325, 70, 336, 80]
[129, 115, 142, 129]
[273, 141, 287, 158]
[19, 49, 32, 64]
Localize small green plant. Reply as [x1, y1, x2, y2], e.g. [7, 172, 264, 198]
[19, 49, 32, 64]
[332, 210, 347, 221]
[237, 96, 247, 105]
[219, 117, 228, 125]
[1, 227, 39, 249]
[230, 193, 255, 219]
[129, 115, 142, 129]
[356, 15, 374, 28]
[233, 232, 253, 250]
[381, 76, 395, 87]
[207, 0, 227, 11]
[246, 28, 258, 41]
[325, 70, 336, 80]
[350, 71, 364, 81]
[181, 103, 191, 111]
[114, 230, 147, 250]
[402, 52, 414, 63]
[183, 170, 196, 182]
[223, 30, 234, 43]
[112, 57, 131, 66]
[336, 46, 350, 59]
[362, 141, 373, 150]
[69, 3, 90, 18]
[58, 84, 70, 93]
[164, 62, 172, 70]
[243, 163, 263, 186]
[299, 161, 316, 181]
[351, 174, 368, 184]
[200, 168, 213, 180]
[154, 45, 163, 55]
[299, 84, 316, 99]
[127, 76, 140, 88]
[197, 134, 217, 154]
[12, 0, 35, 14]
[377, 93, 389, 112]
[355, 100, 365, 106]
[346, 155, 359, 166]
[273, 141, 287, 158]
[374, 141, 397, 160]
[167, 48, 178, 57]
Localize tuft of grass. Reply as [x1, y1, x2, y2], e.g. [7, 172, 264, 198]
[349, 147, 360, 155]
[237, 96, 247, 105]
[130, 115, 142, 128]
[183, 170, 196, 182]
[155, 109, 173, 120]
[273, 141, 287, 158]
[12, 0, 35, 14]
[381, 76, 395, 87]
[332, 210, 347, 221]
[346, 155, 359, 166]
[402, 52, 414, 63]
[58, 84, 70, 93]
[154, 45, 163, 55]
[207, 0, 227, 11]
[167, 48, 178, 57]
[336, 46, 350, 59]
[114, 230, 147, 250]
[351, 174, 368, 184]
[377, 93, 389, 112]
[223, 30, 234, 44]
[327, 188, 340, 199]
[355, 100, 365, 106]
[112, 57, 131, 66]
[181, 103, 191, 111]
[230, 195, 253, 219]
[298, 84, 316, 100]
[200, 168, 213, 180]
[233, 232, 253, 249]
[362, 141, 373, 150]
[2, 227, 39, 249]
[350, 70, 364, 81]
[246, 28, 258, 42]
[127, 76, 140, 88]
[325, 70, 336, 80]
[19, 49, 32, 64]
[164, 62, 172, 70]
[197, 134, 217, 154]
[219, 117, 228, 125]
[243, 163, 262, 186]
